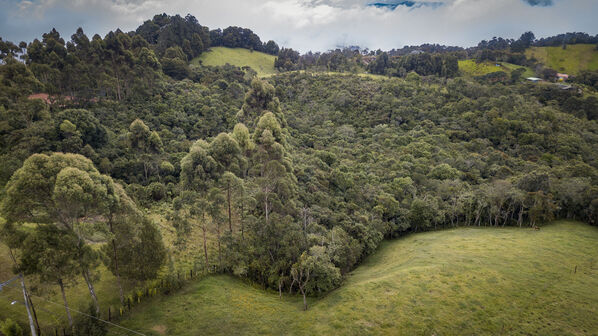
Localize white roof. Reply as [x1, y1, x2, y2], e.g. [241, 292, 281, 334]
[526, 77, 542, 81]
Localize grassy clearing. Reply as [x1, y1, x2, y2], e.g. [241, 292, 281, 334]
[459, 60, 505, 76]
[112, 221, 598, 336]
[191, 47, 278, 77]
[526, 44, 598, 74]
[458, 60, 534, 78]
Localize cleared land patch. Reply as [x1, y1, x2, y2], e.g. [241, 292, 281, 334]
[191, 47, 278, 77]
[525, 44, 598, 74]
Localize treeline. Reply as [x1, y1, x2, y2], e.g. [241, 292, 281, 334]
[367, 52, 459, 77]
[534, 32, 598, 47]
[275, 47, 364, 73]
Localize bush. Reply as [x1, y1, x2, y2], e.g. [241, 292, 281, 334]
[0, 318, 23, 336]
[73, 303, 107, 336]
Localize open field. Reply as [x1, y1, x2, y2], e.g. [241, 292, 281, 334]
[458, 60, 535, 78]
[526, 44, 598, 74]
[111, 221, 598, 336]
[191, 47, 278, 77]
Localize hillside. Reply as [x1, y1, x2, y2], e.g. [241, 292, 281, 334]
[525, 44, 598, 74]
[191, 47, 278, 77]
[112, 221, 598, 335]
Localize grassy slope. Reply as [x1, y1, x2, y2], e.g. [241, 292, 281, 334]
[459, 60, 535, 78]
[112, 221, 598, 336]
[191, 47, 278, 77]
[525, 44, 598, 74]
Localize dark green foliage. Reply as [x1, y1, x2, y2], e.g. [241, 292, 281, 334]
[73, 303, 107, 336]
[102, 217, 166, 281]
[368, 52, 459, 77]
[275, 48, 300, 71]
[0, 318, 23, 336]
[136, 14, 210, 60]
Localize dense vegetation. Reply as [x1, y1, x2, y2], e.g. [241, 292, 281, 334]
[1, 13, 598, 335]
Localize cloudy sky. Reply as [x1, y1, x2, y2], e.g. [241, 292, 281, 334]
[1, 0, 597, 52]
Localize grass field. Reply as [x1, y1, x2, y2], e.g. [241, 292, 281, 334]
[191, 47, 278, 77]
[111, 221, 598, 336]
[458, 60, 535, 78]
[526, 44, 598, 74]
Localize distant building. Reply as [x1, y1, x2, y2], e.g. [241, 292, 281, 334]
[526, 77, 542, 82]
[557, 73, 569, 82]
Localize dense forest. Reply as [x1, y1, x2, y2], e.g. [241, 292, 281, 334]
[1, 12, 598, 334]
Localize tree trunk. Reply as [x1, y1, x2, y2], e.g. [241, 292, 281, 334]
[241, 202, 245, 241]
[9, 249, 41, 333]
[202, 225, 209, 272]
[301, 288, 307, 311]
[518, 205, 524, 228]
[58, 278, 74, 329]
[217, 223, 222, 271]
[278, 278, 283, 299]
[82, 268, 100, 314]
[264, 196, 270, 226]
[227, 183, 233, 233]
[109, 220, 125, 306]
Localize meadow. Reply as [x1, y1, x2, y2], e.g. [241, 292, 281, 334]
[525, 44, 598, 74]
[191, 47, 278, 77]
[458, 59, 535, 78]
[111, 221, 598, 336]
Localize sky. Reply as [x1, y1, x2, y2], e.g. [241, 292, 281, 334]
[1, 0, 597, 52]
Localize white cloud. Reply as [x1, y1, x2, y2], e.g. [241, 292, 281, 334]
[1, 0, 597, 52]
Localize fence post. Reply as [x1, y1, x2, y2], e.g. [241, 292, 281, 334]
[108, 307, 111, 322]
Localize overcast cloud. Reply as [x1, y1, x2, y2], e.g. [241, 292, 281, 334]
[1, 0, 597, 52]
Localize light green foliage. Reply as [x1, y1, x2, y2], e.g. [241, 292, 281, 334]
[191, 47, 277, 77]
[232, 123, 255, 154]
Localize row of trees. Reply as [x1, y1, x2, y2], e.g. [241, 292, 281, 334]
[368, 52, 459, 78]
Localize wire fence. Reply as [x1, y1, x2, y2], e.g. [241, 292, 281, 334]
[2, 267, 209, 336]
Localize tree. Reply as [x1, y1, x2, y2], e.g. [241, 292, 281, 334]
[207, 188, 226, 270]
[180, 140, 220, 192]
[173, 191, 210, 271]
[263, 40, 280, 55]
[221, 172, 242, 232]
[237, 78, 284, 127]
[291, 246, 341, 310]
[128, 119, 163, 182]
[103, 216, 166, 281]
[19, 225, 79, 329]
